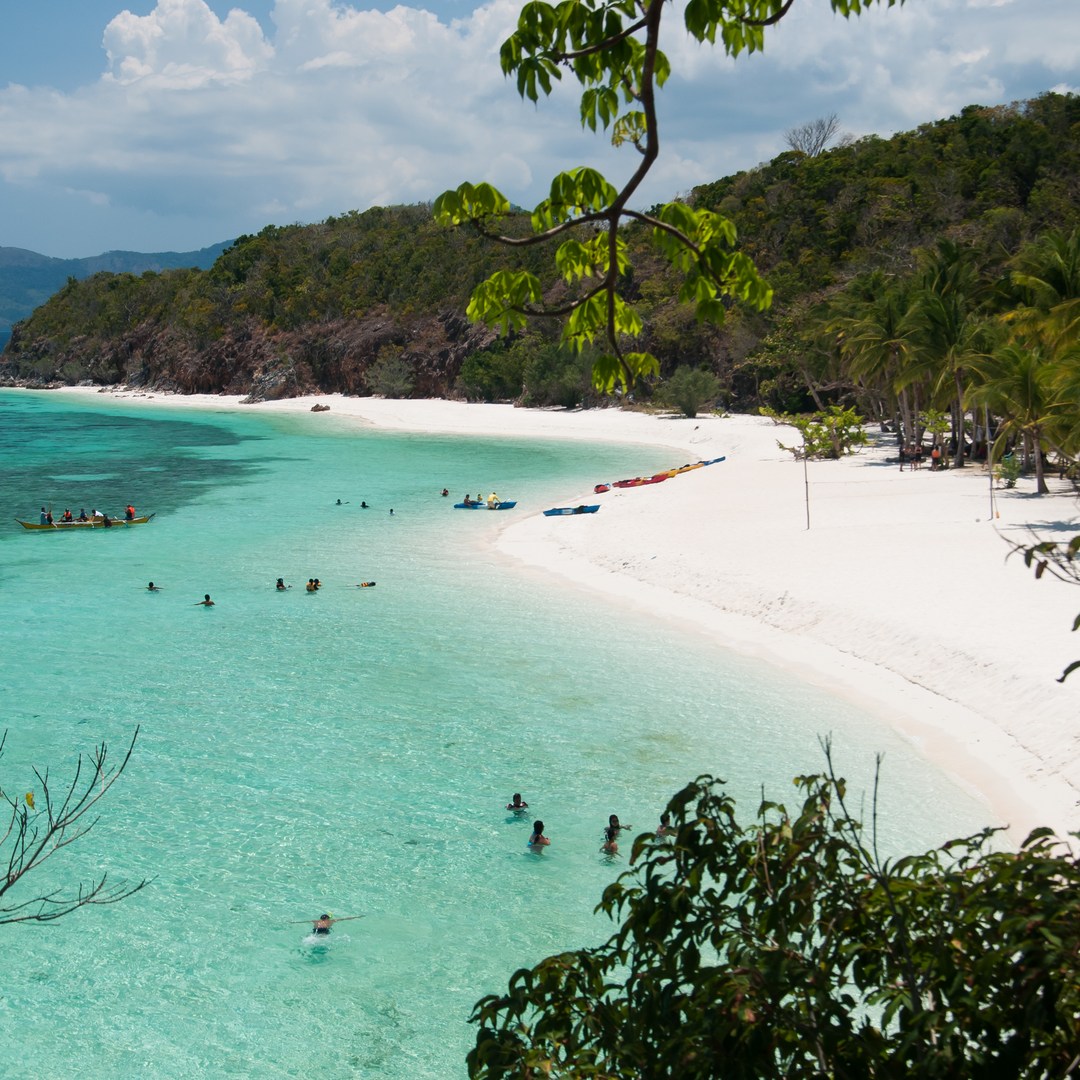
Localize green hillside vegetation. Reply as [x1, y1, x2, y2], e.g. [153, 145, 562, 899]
[3, 94, 1078, 433]
[0, 242, 230, 348]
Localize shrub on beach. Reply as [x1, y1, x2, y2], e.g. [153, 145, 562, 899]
[657, 365, 724, 418]
[767, 404, 869, 460]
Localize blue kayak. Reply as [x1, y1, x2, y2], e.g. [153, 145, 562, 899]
[542, 505, 599, 516]
[453, 501, 517, 510]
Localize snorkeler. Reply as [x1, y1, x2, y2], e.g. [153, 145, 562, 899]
[291, 913, 365, 935]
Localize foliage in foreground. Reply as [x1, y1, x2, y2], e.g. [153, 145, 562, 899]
[1, 728, 148, 925]
[1018, 531, 1080, 682]
[468, 766, 1080, 1078]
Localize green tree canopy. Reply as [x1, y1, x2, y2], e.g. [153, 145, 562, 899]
[436, 1, 906, 393]
[468, 766, 1080, 1078]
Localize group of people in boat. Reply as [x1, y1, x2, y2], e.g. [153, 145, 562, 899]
[461, 491, 501, 508]
[39, 504, 138, 526]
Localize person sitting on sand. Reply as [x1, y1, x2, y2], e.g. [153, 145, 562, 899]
[196, 594, 214, 606]
[528, 821, 550, 848]
[507, 793, 529, 812]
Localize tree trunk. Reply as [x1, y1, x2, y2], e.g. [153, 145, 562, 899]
[1033, 426, 1049, 494]
[952, 370, 966, 468]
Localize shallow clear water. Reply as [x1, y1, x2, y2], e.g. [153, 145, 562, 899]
[0, 390, 991, 1078]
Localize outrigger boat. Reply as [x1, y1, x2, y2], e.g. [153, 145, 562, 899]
[16, 514, 156, 531]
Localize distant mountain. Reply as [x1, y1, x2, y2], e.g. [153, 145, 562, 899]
[0, 241, 233, 348]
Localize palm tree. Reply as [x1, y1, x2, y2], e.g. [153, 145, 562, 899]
[828, 271, 923, 442]
[967, 340, 1067, 494]
[908, 240, 994, 468]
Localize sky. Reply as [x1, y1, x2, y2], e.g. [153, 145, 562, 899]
[1, 0, 1077, 259]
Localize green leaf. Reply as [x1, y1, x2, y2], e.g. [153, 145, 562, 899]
[433, 182, 511, 225]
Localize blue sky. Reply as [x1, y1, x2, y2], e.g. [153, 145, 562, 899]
[2, 0, 1078, 259]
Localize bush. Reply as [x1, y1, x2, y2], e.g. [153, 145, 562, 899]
[995, 454, 1022, 487]
[367, 345, 414, 397]
[768, 404, 868, 459]
[657, 365, 723, 417]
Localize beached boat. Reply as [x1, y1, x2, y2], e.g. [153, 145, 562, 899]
[612, 471, 674, 489]
[542, 505, 600, 516]
[453, 501, 517, 510]
[603, 456, 727, 490]
[16, 514, 156, 531]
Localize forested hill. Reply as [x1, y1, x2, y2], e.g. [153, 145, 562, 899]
[0, 242, 231, 350]
[3, 92, 1077, 408]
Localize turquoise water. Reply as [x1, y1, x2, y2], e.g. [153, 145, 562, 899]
[0, 390, 991, 1078]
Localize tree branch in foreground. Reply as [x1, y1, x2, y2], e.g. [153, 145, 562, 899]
[1, 727, 149, 924]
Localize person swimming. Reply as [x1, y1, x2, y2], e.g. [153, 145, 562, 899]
[276, 578, 289, 590]
[196, 594, 214, 606]
[506, 793, 529, 812]
[147, 582, 161, 591]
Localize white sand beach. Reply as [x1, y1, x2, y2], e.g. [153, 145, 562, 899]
[54, 387, 1080, 839]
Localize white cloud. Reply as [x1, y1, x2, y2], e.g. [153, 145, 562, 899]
[1, 0, 1078, 256]
[103, 0, 274, 87]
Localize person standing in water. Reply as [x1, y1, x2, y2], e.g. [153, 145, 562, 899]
[528, 821, 550, 849]
[196, 594, 214, 606]
[602, 814, 630, 855]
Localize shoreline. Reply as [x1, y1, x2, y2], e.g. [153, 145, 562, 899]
[41, 386, 1080, 840]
